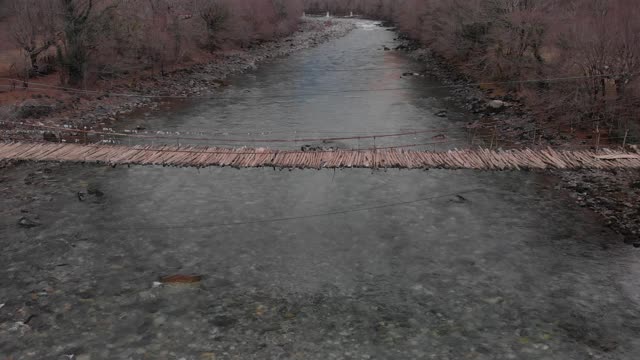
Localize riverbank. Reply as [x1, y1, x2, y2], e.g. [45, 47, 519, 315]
[0, 18, 356, 139]
[396, 38, 640, 246]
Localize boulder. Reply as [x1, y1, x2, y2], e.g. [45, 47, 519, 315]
[487, 100, 506, 110]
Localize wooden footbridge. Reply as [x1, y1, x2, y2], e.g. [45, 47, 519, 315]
[1, 142, 639, 170]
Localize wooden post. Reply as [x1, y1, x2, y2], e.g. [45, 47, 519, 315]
[622, 129, 629, 149]
[595, 124, 601, 152]
[532, 127, 536, 147]
[490, 126, 496, 149]
[83, 63, 88, 91]
[570, 118, 574, 134]
[494, 125, 498, 149]
[373, 136, 377, 170]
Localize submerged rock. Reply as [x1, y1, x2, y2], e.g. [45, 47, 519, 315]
[87, 187, 104, 198]
[160, 274, 203, 284]
[434, 110, 448, 117]
[210, 315, 237, 327]
[18, 217, 40, 228]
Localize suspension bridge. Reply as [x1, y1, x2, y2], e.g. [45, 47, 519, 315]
[1, 116, 638, 170]
[1, 141, 638, 170]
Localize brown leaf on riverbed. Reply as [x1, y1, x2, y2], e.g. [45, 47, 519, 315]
[159, 274, 203, 284]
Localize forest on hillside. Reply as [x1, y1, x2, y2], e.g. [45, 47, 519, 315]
[306, 0, 640, 126]
[1, 0, 303, 84]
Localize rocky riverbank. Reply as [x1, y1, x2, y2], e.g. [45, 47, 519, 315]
[396, 38, 640, 246]
[0, 18, 356, 139]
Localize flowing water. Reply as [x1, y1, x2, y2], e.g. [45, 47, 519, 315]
[1, 20, 640, 360]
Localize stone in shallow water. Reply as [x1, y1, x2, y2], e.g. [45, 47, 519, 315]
[18, 217, 40, 228]
[159, 274, 203, 284]
[200, 353, 216, 360]
[210, 315, 237, 327]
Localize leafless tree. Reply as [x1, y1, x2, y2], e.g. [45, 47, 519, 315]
[197, 0, 230, 51]
[57, 0, 119, 84]
[10, 0, 58, 77]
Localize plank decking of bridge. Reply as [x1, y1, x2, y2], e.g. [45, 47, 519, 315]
[1, 142, 639, 170]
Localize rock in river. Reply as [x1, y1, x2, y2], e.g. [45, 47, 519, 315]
[18, 217, 40, 228]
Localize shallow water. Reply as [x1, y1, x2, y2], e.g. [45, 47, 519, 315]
[1, 20, 640, 360]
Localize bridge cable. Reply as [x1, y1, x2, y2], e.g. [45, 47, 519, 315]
[100, 188, 482, 231]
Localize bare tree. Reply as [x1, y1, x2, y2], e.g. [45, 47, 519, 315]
[10, 0, 58, 77]
[57, 0, 118, 84]
[198, 0, 230, 51]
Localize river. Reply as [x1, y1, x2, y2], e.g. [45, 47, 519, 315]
[1, 20, 639, 360]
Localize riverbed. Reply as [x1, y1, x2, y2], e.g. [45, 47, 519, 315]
[1, 20, 639, 360]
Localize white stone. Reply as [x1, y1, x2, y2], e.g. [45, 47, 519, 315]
[488, 100, 506, 109]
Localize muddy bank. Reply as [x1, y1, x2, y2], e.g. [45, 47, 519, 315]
[0, 18, 356, 139]
[390, 37, 640, 246]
